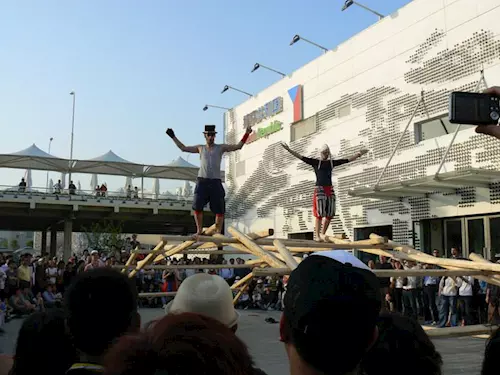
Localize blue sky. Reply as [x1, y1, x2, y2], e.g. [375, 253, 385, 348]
[0, 0, 412, 193]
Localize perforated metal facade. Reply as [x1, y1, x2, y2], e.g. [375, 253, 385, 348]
[224, 0, 500, 247]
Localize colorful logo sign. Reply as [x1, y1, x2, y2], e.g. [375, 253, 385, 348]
[288, 85, 304, 123]
[243, 97, 283, 128]
[247, 120, 283, 143]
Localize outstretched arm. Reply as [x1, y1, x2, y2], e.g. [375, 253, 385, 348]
[166, 129, 199, 153]
[281, 142, 303, 160]
[221, 127, 253, 153]
[347, 149, 368, 162]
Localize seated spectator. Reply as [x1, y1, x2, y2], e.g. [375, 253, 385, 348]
[105, 313, 257, 375]
[54, 180, 62, 194]
[482, 327, 500, 375]
[280, 251, 381, 375]
[84, 250, 105, 271]
[42, 284, 61, 308]
[68, 180, 77, 195]
[360, 313, 443, 375]
[9, 288, 35, 315]
[133, 187, 139, 199]
[9, 309, 76, 375]
[65, 268, 140, 375]
[18, 179, 26, 193]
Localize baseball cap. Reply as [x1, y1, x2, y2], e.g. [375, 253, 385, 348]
[283, 251, 381, 374]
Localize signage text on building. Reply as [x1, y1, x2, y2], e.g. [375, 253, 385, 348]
[247, 120, 283, 143]
[243, 97, 283, 128]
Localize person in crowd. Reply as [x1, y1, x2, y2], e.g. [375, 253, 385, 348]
[33, 258, 46, 295]
[45, 259, 58, 285]
[360, 313, 443, 375]
[42, 284, 61, 308]
[84, 250, 105, 271]
[104, 313, 259, 375]
[219, 259, 234, 284]
[402, 261, 419, 321]
[9, 289, 35, 316]
[457, 275, 474, 326]
[374, 255, 393, 312]
[65, 268, 141, 375]
[54, 179, 62, 194]
[482, 327, 500, 375]
[16, 255, 31, 291]
[68, 181, 77, 195]
[422, 263, 440, 325]
[280, 251, 380, 375]
[389, 260, 404, 314]
[166, 124, 252, 236]
[9, 309, 76, 375]
[438, 275, 458, 327]
[280, 143, 367, 241]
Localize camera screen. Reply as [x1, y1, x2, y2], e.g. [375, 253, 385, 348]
[453, 94, 489, 122]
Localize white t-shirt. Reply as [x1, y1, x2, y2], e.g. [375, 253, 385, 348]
[46, 267, 58, 285]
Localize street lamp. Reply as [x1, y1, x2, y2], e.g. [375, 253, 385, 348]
[46, 137, 53, 192]
[68, 91, 76, 188]
[289, 34, 328, 53]
[341, 0, 384, 20]
[221, 85, 253, 97]
[203, 104, 230, 111]
[251, 63, 286, 77]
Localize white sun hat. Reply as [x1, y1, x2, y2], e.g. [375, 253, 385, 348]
[165, 273, 239, 328]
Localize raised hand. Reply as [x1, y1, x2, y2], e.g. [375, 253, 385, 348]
[245, 126, 253, 134]
[166, 128, 175, 138]
[359, 149, 369, 156]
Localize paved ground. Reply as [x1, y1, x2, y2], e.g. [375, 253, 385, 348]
[0, 308, 487, 375]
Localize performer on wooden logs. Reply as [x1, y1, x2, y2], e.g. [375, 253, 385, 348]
[166, 125, 252, 236]
[281, 143, 368, 241]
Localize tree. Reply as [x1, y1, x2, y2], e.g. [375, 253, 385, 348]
[82, 220, 126, 256]
[10, 239, 19, 250]
[0, 238, 7, 248]
[26, 240, 34, 248]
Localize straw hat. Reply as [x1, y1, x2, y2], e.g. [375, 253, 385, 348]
[165, 273, 239, 328]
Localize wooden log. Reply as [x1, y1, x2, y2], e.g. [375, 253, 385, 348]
[273, 240, 299, 270]
[160, 234, 388, 250]
[369, 234, 500, 287]
[121, 251, 138, 273]
[245, 252, 303, 266]
[469, 253, 500, 284]
[115, 264, 261, 270]
[233, 283, 249, 305]
[129, 241, 165, 278]
[227, 227, 286, 268]
[425, 324, 494, 339]
[231, 272, 254, 290]
[323, 235, 387, 246]
[253, 267, 495, 278]
[138, 245, 334, 255]
[153, 245, 175, 263]
[187, 228, 275, 251]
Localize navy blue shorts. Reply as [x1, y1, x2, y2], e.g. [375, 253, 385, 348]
[193, 178, 225, 215]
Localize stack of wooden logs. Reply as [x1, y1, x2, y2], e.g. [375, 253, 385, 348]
[116, 225, 500, 339]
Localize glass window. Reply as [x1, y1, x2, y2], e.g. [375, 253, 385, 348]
[467, 218, 485, 257]
[445, 220, 463, 257]
[415, 114, 475, 143]
[489, 217, 500, 260]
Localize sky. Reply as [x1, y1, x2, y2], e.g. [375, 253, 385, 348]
[0, 0, 413, 194]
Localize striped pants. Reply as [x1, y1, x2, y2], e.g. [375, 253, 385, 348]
[312, 186, 336, 219]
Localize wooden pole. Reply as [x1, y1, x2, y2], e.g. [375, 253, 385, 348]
[233, 283, 249, 305]
[160, 234, 388, 250]
[469, 253, 500, 283]
[273, 240, 299, 270]
[115, 264, 261, 270]
[226, 227, 286, 268]
[121, 251, 138, 273]
[138, 292, 177, 298]
[253, 267, 495, 278]
[231, 272, 254, 290]
[138, 245, 334, 255]
[129, 241, 164, 278]
[369, 234, 500, 287]
[425, 324, 495, 338]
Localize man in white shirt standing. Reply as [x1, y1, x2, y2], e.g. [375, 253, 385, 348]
[457, 276, 474, 326]
[402, 261, 419, 321]
[438, 275, 458, 327]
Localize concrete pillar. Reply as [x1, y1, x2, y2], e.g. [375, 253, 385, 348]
[49, 229, 57, 258]
[41, 231, 47, 256]
[63, 219, 73, 261]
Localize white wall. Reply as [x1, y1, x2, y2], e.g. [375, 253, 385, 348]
[224, 0, 500, 246]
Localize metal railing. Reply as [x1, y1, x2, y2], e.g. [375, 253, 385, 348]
[0, 185, 194, 203]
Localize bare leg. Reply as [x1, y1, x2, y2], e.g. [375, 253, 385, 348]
[314, 218, 323, 242]
[321, 218, 332, 235]
[215, 215, 224, 234]
[193, 211, 203, 239]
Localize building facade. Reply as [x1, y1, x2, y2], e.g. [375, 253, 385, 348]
[224, 0, 500, 261]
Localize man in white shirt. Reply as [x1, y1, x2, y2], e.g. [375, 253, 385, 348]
[457, 276, 474, 326]
[402, 261, 419, 321]
[438, 276, 458, 327]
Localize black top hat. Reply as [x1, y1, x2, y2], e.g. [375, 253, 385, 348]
[204, 125, 217, 133]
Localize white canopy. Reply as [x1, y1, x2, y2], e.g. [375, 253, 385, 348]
[0, 146, 224, 182]
[72, 150, 145, 176]
[0, 144, 69, 172]
[144, 157, 200, 181]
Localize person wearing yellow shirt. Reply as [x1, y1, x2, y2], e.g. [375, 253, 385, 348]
[17, 255, 32, 290]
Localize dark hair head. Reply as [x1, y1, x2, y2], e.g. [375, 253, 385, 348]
[65, 268, 139, 357]
[10, 309, 76, 375]
[104, 313, 255, 375]
[482, 327, 500, 375]
[361, 313, 442, 375]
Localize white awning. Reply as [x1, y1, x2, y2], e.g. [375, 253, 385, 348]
[348, 168, 500, 201]
[71, 150, 146, 176]
[0, 144, 69, 172]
